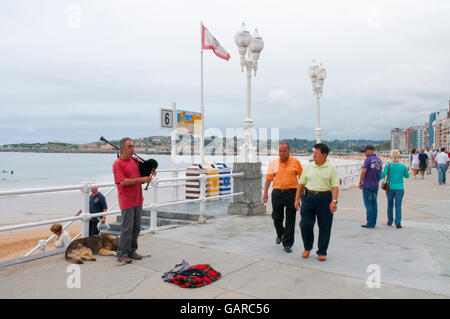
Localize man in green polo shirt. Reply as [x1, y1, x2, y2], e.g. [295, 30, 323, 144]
[294, 143, 339, 261]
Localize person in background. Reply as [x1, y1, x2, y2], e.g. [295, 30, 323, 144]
[50, 223, 72, 248]
[358, 145, 383, 228]
[433, 149, 439, 171]
[263, 142, 303, 253]
[425, 147, 433, 175]
[418, 149, 429, 180]
[75, 185, 108, 236]
[379, 149, 410, 229]
[435, 147, 449, 185]
[409, 149, 419, 179]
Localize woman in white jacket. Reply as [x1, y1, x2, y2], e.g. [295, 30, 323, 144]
[409, 148, 420, 179]
[50, 223, 72, 248]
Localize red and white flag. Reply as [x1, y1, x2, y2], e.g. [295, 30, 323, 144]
[202, 24, 230, 61]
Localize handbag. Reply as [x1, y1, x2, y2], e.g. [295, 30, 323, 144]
[381, 163, 390, 191]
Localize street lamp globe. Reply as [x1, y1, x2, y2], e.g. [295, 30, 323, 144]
[249, 29, 264, 54]
[316, 66, 327, 96]
[308, 64, 319, 81]
[235, 23, 252, 51]
[318, 66, 327, 80]
[249, 29, 264, 75]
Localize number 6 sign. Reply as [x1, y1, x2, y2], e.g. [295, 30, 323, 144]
[160, 109, 174, 129]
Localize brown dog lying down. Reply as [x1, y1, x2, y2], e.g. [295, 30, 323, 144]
[65, 234, 120, 264]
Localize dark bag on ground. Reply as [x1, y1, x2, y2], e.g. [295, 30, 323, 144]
[168, 264, 221, 288]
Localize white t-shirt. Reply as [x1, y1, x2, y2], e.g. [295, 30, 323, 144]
[54, 230, 72, 248]
[435, 152, 449, 165]
[411, 154, 419, 165]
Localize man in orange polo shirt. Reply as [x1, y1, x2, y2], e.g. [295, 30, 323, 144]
[263, 142, 303, 253]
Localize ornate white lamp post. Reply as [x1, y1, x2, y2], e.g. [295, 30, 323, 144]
[308, 61, 327, 143]
[234, 22, 264, 162]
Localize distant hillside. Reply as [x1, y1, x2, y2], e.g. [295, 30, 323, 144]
[282, 138, 391, 153]
[1, 136, 390, 154]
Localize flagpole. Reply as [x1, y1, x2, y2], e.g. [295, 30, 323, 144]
[200, 21, 205, 164]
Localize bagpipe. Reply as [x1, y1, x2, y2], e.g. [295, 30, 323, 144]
[100, 136, 158, 190]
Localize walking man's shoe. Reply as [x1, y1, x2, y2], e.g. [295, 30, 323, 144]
[276, 237, 282, 245]
[129, 252, 143, 260]
[317, 255, 327, 262]
[387, 222, 392, 226]
[302, 250, 311, 258]
[361, 224, 375, 228]
[396, 225, 402, 229]
[118, 256, 133, 264]
[284, 246, 292, 253]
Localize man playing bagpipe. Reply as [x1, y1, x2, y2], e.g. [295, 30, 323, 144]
[112, 137, 157, 264]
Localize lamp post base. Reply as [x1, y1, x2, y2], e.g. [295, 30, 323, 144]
[237, 119, 258, 163]
[228, 162, 266, 216]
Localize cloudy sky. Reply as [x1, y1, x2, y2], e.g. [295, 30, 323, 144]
[0, 0, 449, 145]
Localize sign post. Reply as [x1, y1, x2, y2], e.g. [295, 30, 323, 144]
[160, 104, 178, 200]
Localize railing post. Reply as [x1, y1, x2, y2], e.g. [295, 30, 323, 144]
[345, 165, 349, 189]
[150, 177, 159, 233]
[81, 182, 90, 238]
[38, 239, 47, 252]
[198, 173, 207, 224]
[172, 169, 178, 201]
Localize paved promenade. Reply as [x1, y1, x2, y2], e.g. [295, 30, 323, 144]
[0, 170, 449, 299]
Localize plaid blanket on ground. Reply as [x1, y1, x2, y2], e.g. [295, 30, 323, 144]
[168, 264, 221, 288]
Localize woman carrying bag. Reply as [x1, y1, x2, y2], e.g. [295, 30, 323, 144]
[380, 149, 410, 229]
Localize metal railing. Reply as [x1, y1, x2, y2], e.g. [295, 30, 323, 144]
[335, 162, 362, 189]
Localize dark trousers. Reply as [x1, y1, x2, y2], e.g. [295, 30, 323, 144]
[271, 188, 297, 248]
[299, 192, 333, 256]
[89, 218, 100, 237]
[117, 205, 142, 258]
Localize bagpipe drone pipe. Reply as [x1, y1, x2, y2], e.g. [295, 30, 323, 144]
[100, 136, 158, 190]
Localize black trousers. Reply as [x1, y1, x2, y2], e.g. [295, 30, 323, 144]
[299, 192, 333, 256]
[271, 188, 297, 248]
[89, 218, 100, 237]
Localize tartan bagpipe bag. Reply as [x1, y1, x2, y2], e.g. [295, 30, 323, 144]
[168, 264, 221, 288]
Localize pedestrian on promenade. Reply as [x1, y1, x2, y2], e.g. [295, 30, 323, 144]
[75, 185, 108, 236]
[379, 149, 410, 229]
[50, 223, 72, 248]
[418, 149, 429, 180]
[358, 145, 383, 228]
[263, 142, 303, 253]
[113, 137, 154, 264]
[425, 147, 433, 175]
[294, 143, 339, 261]
[410, 149, 419, 179]
[435, 147, 449, 185]
[433, 149, 439, 171]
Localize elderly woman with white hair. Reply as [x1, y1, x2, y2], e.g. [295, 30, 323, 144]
[379, 149, 410, 229]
